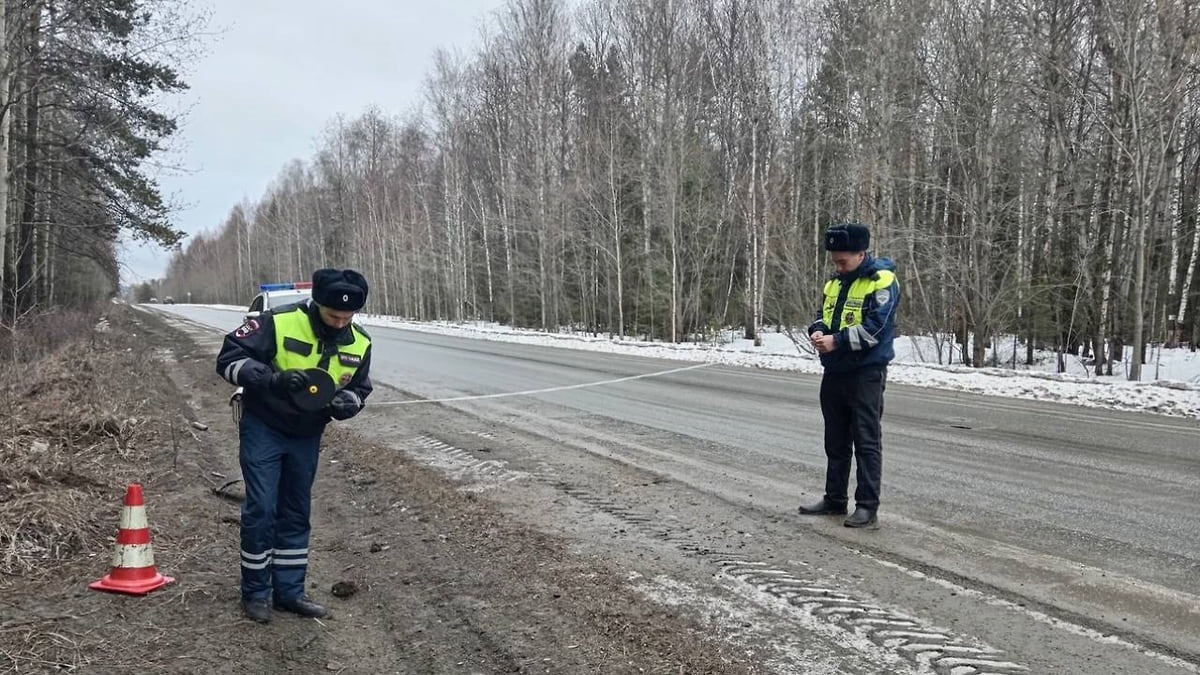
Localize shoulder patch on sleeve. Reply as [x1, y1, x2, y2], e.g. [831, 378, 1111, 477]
[874, 288, 892, 306]
[233, 318, 261, 339]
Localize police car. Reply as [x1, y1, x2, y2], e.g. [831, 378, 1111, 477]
[245, 281, 312, 321]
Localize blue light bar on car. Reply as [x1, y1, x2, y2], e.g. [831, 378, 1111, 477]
[259, 282, 294, 291]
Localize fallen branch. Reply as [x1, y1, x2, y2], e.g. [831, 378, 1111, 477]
[0, 614, 77, 632]
[199, 473, 243, 504]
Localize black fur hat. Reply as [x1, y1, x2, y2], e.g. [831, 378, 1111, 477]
[824, 223, 870, 252]
[312, 268, 369, 311]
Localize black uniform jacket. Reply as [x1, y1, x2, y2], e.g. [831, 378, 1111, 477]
[215, 301, 373, 438]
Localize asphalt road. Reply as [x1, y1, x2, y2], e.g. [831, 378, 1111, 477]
[156, 304, 1200, 671]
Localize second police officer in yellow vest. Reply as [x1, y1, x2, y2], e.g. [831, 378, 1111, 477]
[798, 224, 899, 529]
[216, 268, 373, 623]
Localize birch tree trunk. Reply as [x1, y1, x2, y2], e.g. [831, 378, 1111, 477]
[0, 0, 10, 316]
[1178, 210, 1200, 338]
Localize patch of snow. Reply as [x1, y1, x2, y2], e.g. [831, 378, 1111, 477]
[351, 315, 1200, 420]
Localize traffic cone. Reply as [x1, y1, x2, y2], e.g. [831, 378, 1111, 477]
[89, 483, 174, 595]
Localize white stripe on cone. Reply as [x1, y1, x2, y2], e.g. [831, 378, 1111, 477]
[111, 543, 156, 569]
[119, 505, 148, 530]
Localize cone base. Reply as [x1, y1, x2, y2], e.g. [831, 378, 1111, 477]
[89, 571, 175, 595]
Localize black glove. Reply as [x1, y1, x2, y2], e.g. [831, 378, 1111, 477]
[325, 390, 361, 421]
[269, 369, 308, 395]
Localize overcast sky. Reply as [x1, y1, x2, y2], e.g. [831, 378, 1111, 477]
[121, 1, 507, 284]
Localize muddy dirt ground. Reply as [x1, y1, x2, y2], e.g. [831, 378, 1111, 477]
[0, 306, 750, 674]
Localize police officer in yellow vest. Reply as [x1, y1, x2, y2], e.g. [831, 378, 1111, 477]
[216, 268, 373, 622]
[798, 224, 898, 528]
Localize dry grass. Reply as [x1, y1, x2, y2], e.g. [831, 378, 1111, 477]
[0, 306, 191, 672]
[0, 305, 182, 582]
[0, 307, 99, 372]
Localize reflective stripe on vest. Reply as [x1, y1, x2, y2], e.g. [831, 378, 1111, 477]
[271, 307, 370, 389]
[822, 269, 897, 330]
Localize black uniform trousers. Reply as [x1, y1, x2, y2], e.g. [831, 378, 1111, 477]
[819, 365, 886, 511]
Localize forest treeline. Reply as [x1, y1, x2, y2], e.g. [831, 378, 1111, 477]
[161, 0, 1200, 379]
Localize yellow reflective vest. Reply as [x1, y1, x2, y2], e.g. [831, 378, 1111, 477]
[822, 269, 897, 331]
[271, 306, 371, 390]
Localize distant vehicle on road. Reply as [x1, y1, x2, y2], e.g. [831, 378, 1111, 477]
[149, 297, 158, 303]
[164, 296, 175, 304]
[245, 282, 312, 322]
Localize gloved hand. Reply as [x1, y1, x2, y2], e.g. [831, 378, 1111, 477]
[269, 369, 308, 395]
[325, 390, 361, 421]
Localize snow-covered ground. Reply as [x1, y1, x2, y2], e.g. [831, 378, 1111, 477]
[201, 304, 1200, 419]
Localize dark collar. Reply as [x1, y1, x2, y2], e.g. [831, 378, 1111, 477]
[832, 255, 876, 282]
[305, 301, 355, 345]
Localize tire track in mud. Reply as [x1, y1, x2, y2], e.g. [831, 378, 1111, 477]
[404, 432, 1027, 675]
[549, 482, 1028, 675]
[409, 435, 527, 484]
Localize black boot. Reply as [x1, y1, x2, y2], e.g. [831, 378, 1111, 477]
[242, 598, 271, 624]
[274, 594, 328, 618]
[797, 498, 848, 515]
[844, 507, 878, 528]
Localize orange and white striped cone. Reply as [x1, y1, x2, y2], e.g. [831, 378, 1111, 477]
[89, 483, 174, 595]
